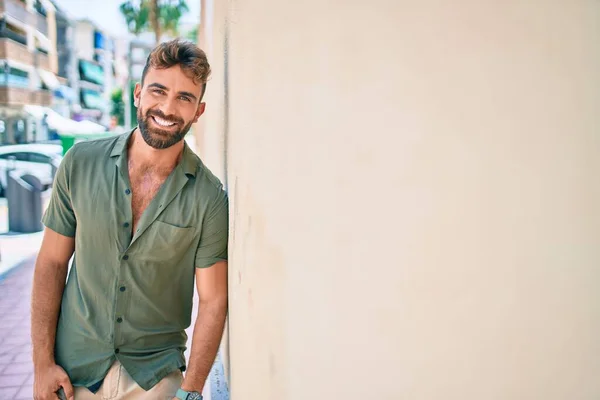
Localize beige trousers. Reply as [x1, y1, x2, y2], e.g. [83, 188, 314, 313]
[63, 361, 183, 400]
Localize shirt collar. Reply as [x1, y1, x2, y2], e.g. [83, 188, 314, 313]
[110, 127, 198, 178]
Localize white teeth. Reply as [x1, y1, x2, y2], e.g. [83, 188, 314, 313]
[153, 116, 175, 127]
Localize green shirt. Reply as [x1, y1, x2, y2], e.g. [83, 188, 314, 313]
[42, 130, 228, 391]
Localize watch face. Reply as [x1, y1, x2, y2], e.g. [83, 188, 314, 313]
[187, 393, 202, 400]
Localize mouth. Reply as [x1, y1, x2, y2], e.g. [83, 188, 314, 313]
[150, 115, 178, 129]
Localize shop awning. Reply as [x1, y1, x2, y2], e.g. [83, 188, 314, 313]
[53, 85, 76, 101]
[23, 106, 107, 134]
[37, 68, 60, 90]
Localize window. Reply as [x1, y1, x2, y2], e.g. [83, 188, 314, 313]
[79, 60, 104, 86]
[0, 66, 30, 88]
[0, 152, 28, 161]
[28, 153, 51, 164]
[81, 89, 106, 110]
[0, 18, 28, 46]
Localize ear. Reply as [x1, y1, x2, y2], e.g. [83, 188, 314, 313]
[193, 102, 206, 123]
[133, 83, 142, 108]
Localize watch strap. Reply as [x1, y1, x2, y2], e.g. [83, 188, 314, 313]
[175, 388, 203, 400]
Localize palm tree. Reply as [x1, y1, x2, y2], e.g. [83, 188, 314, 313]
[119, 0, 189, 44]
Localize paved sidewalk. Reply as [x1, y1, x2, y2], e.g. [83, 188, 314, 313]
[0, 256, 36, 400]
[0, 197, 45, 278]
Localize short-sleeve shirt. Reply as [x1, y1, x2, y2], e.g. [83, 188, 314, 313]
[42, 130, 229, 391]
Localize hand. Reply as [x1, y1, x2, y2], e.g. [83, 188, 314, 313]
[33, 362, 74, 400]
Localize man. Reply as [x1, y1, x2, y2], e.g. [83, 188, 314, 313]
[31, 39, 228, 400]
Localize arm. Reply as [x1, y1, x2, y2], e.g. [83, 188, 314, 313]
[32, 147, 77, 400]
[31, 228, 74, 368]
[181, 261, 228, 393]
[181, 188, 229, 395]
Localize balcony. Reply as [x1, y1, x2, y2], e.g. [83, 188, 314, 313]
[0, 37, 32, 65]
[0, 0, 30, 27]
[0, 18, 28, 46]
[30, 88, 50, 105]
[0, 87, 51, 106]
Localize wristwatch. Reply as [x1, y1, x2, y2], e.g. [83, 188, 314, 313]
[175, 388, 203, 400]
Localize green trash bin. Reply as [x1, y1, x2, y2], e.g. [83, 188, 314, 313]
[59, 132, 117, 155]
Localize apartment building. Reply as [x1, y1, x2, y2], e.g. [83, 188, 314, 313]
[0, 0, 58, 144]
[72, 19, 119, 125]
[51, 0, 76, 117]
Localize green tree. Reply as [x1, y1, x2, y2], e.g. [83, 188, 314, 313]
[186, 25, 198, 43]
[119, 0, 190, 44]
[110, 88, 125, 126]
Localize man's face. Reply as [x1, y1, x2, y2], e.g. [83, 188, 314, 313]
[134, 65, 205, 149]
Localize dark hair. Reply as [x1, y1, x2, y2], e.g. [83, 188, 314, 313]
[141, 39, 211, 100]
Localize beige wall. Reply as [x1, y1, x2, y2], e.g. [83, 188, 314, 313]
[197, 1, 600, 399]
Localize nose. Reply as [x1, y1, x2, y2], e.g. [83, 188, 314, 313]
[157, 96, 178, 119]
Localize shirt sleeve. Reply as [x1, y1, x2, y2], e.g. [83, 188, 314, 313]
[41, 147, 76, 237]
[195, 187, 229, 268]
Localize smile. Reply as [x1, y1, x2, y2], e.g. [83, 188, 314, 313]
[151, 116, 177, 127]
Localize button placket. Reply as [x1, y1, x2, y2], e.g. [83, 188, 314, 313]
[114, 281, 130, 351]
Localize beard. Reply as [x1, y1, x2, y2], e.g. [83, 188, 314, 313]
[137, 107, 193, 149]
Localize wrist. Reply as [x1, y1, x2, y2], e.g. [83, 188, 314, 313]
[33, 356, 55, 371]
[175, 388, 203, 400]
[32, 352, 56, 368]
[181, 380, 204, 393]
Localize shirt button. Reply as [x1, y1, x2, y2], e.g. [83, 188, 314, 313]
[125, 189, 131, 195]
[117, 317, 123, 323]
[122, 255, 129, 261]
[123, 222, 130, 228]
[119, 286, 126, 292]
[115, 348, 120, 354]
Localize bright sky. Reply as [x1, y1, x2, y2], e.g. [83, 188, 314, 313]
[54, 0, 200, 38]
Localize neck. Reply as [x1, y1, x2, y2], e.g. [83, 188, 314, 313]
[128, 128, 184, 172]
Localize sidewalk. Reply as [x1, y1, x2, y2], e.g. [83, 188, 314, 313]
[0, 198, 46, 399]
[0, 198, 45, 278]
[0, 256, 36, 399]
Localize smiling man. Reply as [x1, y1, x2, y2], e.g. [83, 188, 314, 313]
[31, 40, 228, 400]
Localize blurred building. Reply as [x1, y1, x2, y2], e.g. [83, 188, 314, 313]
[51, 0, 76, 117]
[71, 19, 114, 125]
[0, 0, 58, 144]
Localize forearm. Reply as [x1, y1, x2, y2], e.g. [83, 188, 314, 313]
[182, 299, 228, 392]
[31, 259, 69, 368]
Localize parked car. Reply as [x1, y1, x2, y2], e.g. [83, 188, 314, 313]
[0, 144, 63, 197]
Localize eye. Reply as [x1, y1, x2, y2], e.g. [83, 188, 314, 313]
[179, 96, 191, 102]
[152, 89, 166, 95]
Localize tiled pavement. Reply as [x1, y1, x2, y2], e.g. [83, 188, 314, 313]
[0, 256, 36, 400]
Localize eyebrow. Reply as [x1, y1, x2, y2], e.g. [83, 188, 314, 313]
[147, 83, 198, 101]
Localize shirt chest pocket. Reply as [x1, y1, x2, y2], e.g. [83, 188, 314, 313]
[140, 220, 197, 263]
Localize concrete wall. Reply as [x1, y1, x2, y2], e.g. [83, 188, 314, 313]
[197, 1, 600, 399]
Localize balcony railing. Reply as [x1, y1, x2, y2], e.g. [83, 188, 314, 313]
[0, 37, 32, 65]
[0, 0, 49, 36]
[0, 0, 30, 26]
[0, 87, 52, 106]
[30, 88, 51, 105]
